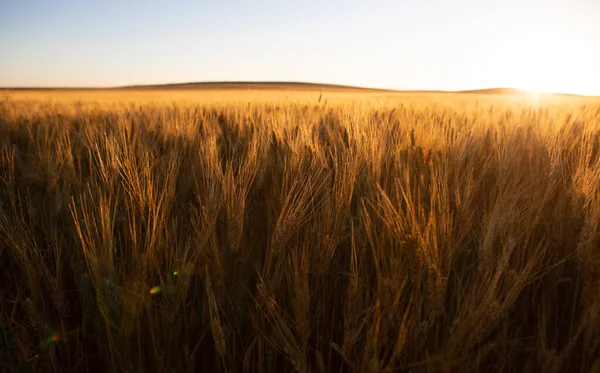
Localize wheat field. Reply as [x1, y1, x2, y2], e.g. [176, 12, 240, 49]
[1, 89, 600, 372]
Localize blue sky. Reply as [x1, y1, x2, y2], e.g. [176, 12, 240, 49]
[1, 0, 599, 94]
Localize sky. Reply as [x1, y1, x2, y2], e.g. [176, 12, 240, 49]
[1, 0, 599, 95]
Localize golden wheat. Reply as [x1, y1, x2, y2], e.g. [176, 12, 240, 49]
[1, 90, 600, 372]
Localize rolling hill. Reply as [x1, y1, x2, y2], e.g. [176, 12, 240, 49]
[1, 82, 592, 97]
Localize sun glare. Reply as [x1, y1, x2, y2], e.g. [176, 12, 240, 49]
[493, 27, 596, 96]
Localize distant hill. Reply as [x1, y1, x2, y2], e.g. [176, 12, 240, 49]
[115, 83, 595, 97]
[1, 82, 592, 97]
[119, 81, 401, 92]
[456, 88, 529, 95]
[455, 87, 589, 97]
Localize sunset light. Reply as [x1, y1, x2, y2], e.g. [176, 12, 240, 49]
[2, 1, 600, 372]
[1, 0, 598, 95]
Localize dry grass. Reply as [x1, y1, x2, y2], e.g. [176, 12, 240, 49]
[1, 89, 600, 372]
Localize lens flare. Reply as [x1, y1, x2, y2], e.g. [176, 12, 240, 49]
[42, 332, 60, 347]
[149, 286, 162, 295]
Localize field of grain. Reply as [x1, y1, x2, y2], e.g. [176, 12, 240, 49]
[1, 88, 600, 372]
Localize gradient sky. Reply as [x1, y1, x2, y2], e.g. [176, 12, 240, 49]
[1, 0, 599, 94]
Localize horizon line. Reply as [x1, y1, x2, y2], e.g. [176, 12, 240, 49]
[0, 81, 596, 97]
